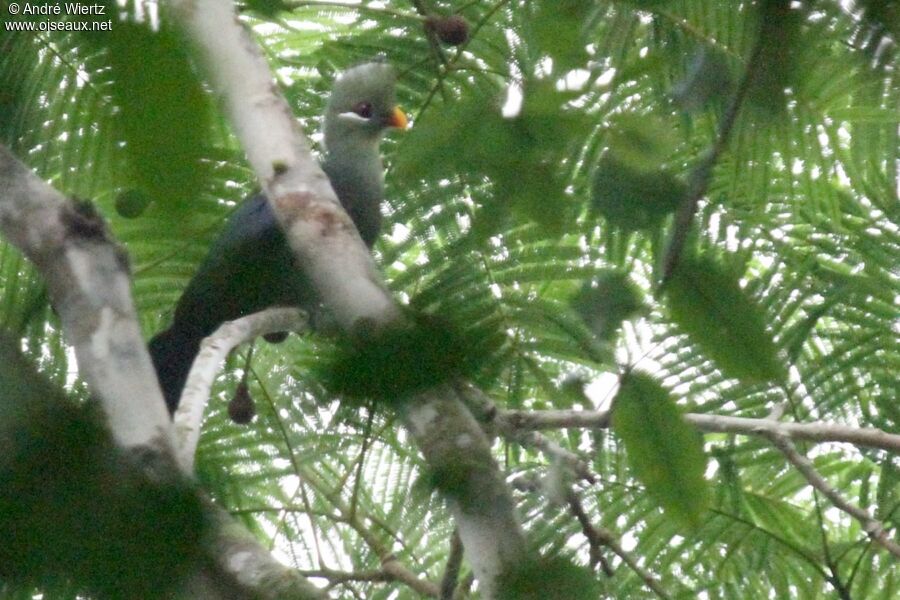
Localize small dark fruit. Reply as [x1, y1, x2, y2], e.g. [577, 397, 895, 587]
[114, 189, 151, 219]
[425, 15, 469, 46]
[263, 331, 289, 344]
[228, 381, 256, 424]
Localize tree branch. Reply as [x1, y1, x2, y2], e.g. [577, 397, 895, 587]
[660, 9, 767, 285]
[764, 430, 900, 559]
[0, 145, 171, 450]
[565, 491, 613, 577]
[174, 307, 308, 472]
[0, 147, 325, 600]
[511, 475, 670, 600]
[172, 2, 528, 596]
[440, 529, 464, 600]
[497, 408, 900, 453]
[567, 499, 672, 600]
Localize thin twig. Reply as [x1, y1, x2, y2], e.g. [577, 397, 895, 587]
[660, 12, 768, 286]
[566, 491, 613, 576]
[496, 408, 900, 454]
[595, 526, 671, 600]
[411, 0, 451, 70]
[512, 430, 597, 485]
[440, 529, 464, 600]
[511, 476, 671, 600]
[765, 431, 900, 559]
[300, 568, 392, 584]
[413, 0, 512, 123]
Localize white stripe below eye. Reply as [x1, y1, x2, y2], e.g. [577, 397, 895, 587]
[338, 111, 370, 123]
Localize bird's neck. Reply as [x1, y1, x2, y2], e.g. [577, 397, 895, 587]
[321, 128, 385, 247]
[323, 128, 382, 170]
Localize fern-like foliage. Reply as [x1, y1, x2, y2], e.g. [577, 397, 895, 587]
[1, 0, 897, 598]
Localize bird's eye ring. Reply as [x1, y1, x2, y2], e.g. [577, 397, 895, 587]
[353, 102, 373, 119]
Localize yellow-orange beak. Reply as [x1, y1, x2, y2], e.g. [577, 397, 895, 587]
[388, 106, 409, 129]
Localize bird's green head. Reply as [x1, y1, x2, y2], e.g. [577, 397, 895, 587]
[325, 62, 408, 143]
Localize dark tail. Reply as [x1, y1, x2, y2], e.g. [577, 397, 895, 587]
[148, 326, 201, 414]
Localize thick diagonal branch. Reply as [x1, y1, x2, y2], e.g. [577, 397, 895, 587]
[0, 145, 171, 450]
[0, 147, 325, 599]
[171, 1, 527, 596]
[660, 14, 767, 284]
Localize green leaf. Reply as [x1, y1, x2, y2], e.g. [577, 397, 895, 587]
[317, 312, 487, 405]
[605, 113, 679, 171]
[0, 336, 207, 599]
[497, 555, 601, 600]
[114, 188, 152, 219]
[665, 254, 786, 384]
[103, 20, 213, 209]
[826, 106, 900, 123]
[572, 270, 644, 340]
[395, 82, 584, 236]
[532, 0, 592, 71]
[876, 457, 899, 522]
[612, 371, 709, 528]
[592, 156, 685, 230]
[672, 46, 733, 113]
[591, 113, 685, 230]
[243, 0, 291, 18]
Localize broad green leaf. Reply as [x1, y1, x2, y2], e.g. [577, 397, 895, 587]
[605, 113, 679, 171]
[591, 113, 685, 230]
[613, 371, 709, 528]
[572, 270, 644, 340]
[103, 19, 213, 210]
[396, 81, 585, 236]
[672, 46, 733, 113]
[497, 555, 601, 600]
[592, 156, 685, 230]
[532, 0, 592, 71]
[665, 254, 786, 384]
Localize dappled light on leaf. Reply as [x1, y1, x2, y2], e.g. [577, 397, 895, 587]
[318, 312, 484, 405]
[665, 254, 786, 385]
[497, 555, 601, 600]
[572, 270, 644, 340]
[612, 371, 710, 529]
[395, 81, 586, 238]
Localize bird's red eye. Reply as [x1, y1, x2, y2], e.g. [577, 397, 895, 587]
[353, 102, 373, 119]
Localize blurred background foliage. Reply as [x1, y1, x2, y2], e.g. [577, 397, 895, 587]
[0, 0, 898, 598]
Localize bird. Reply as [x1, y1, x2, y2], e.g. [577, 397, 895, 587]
[149, 61, 407, 414]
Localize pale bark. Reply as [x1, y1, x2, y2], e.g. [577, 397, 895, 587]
[171, 1, 528, 595]
[174, 308, 308, 472]
[0, 145, 325, 600]
[497, 408, 900, 453]
[0, 145, 172, 450]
